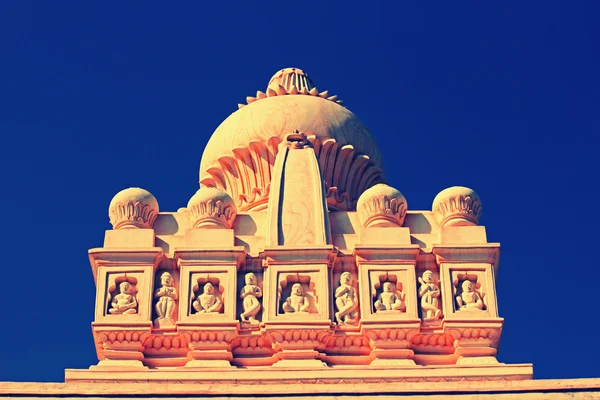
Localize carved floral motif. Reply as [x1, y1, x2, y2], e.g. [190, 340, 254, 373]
[187, 187, 237, 229]
[108, 187, 159, 229]
[357, 184, 407, 228]
[143, 334, 188, 352]
[239, 67, 344, 109]
[432, 186, 482, 227]
[267, 329, 330, 352]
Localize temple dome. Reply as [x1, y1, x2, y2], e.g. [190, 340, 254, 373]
[199, 68, 386, 212]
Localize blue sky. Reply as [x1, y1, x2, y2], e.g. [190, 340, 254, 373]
[0, 1, 599, 381]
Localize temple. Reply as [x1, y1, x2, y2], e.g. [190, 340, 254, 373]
[2, 68, 599, 399]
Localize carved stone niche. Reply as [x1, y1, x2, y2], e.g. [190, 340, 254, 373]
[95, 268, 152, 323]
[92, 265, 155, 370]
[262, 247, 334, 368]
[435, 246, 503, 366]
[355, 246, 421, 366]
[358, 268, 417, 321]
[439, 264, 498, 320]
[175, 248, 244, 368]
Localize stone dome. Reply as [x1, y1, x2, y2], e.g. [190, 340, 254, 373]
[187, 187, 237, 229]
[357, 184, 408, 228]
[199, 68, 386, 212]
[108, 187, 159, 230]
[432, 186, 482, 227]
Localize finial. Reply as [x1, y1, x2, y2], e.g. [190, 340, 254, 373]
[357, 184, 407, 228]
[237, 67, 344, 108]
[432, 186, 482, 227]
[268, 67, 315, 94]
[187, 187, 237, 229]
[108, 187, 159, 230]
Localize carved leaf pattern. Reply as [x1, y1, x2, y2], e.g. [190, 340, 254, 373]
[280, 151, 314, 245]
[436, 194, 482, 224]
[188, 198, 236, 229]
[201, 136, 384, 211]
[109, 201, 158, 229]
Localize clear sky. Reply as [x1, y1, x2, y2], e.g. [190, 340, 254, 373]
[0, 1, 598, 382]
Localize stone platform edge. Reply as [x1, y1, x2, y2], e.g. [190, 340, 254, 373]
[1, 377, 600, 398]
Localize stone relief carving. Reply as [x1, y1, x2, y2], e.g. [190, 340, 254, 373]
[357, 184, 407, 228]
[282, 283, 311, 314]
[455, 280, 484, 310]
[108, 187, 159, 230]
[418, 270, 441, 321]
[192, 282, 223, 314]
[432, 186, 482, 227]
[154, 271, 178, 328]
[199, 70, 386, 212]
[335, 272, 359, 325]
[186, 187, 237, 229]
[108, 281, 138, 315]
[240, 272, 262, 324]
[279, 134, 316, 246]
[374, 282, 405, 312]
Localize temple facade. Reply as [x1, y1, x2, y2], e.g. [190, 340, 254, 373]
[2, 68, 599, 399]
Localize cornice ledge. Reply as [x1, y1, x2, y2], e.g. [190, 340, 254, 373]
[173, 246, 246, 265]
[443, 318, 504, 328]
[261, 245, 337, 265]
[353, 244, 420, 263]
[432, 243, 500, 268]
[88, 247, 165, 284]
[92, 322, 153, 330]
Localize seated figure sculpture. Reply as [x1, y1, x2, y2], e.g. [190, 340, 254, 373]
[109, 281, 138, 314]
[282, 283, 310, 314]
[374, 281, 404, 312]
[154, 271, 178, 327]
[418, 270, 441, 320]
[240, 272, 262, 324]
[456, 280, 484, 310]
[335, 272, 358, 325]
[192, 282, 223, 314]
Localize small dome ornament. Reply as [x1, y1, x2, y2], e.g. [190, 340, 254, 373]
[187, 187, 237, 229]
[239, 67, 343, 109]
[267, 67, 315, 94]
[108, 187, 159, 230]
[357, 184, 408, 228]
[432, 186, 482, 227]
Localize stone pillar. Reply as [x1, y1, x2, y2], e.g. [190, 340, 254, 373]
[355, 246, 421, 366]
[89, 248, 163, 370]
[433, 245, 503, 365]
[175, 248, 245, 368]
[262, 247, 335, 368]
